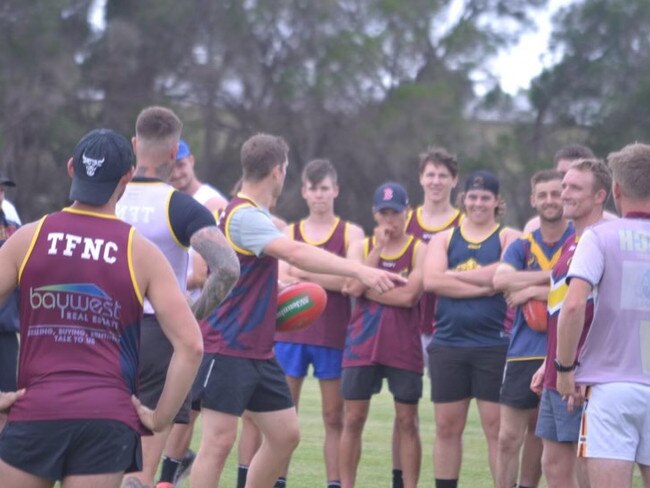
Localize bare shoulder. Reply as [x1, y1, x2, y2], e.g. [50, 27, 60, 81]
[522, 215, 540, 234]
[205, 195, 228, 214]
[1, 221, 40, 263]
[346, 222, 365, 245]
[501, 226, 522, 240]
[431, 227, 453, 246]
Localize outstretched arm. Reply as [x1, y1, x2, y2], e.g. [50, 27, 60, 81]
[264, 236, 406, 295]
[286, 223, 365, 292]
[190, 226, 240, 321]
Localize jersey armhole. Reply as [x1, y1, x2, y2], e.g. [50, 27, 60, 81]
[18, 216, 47, 283]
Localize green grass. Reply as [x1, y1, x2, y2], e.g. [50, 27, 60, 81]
[174, 376, 644, 487]
[178, 377, 492, 487]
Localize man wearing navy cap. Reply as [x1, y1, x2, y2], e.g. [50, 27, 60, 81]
[0, 128, 204, 488]
[424, 170, 520, 488]
[339, 182, 426, 488]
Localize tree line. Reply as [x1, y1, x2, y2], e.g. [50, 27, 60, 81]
[0, 0, 645, 229]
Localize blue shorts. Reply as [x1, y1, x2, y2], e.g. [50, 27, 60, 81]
[274, 342, 342, 380]
[535, 387, 583, 443]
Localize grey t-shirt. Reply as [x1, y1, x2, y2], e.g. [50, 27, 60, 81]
[228, 206, 284, 257]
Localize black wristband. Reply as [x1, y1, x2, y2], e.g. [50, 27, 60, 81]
[553, 358, 577, 372]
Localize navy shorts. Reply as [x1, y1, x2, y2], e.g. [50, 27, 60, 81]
[139, 314, 191, 423]
[341, 365, 423, 404]
[193, 353, 293, 416]
[500, 359, 544, 409]
[535, 388, 583, 443]
[429, 344, 507, 403]
[275, 342, 343, 380]
[0, 419, 141, 481]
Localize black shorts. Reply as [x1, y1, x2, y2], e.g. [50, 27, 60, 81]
[500, 359, 544, 409]
[139, 314, 191, 423]
[429, 344, 507, 403]
[341, 365, 423, 404]
[193, 353, 293, 416]
[0, 332, 18, 391]
[0, 419, 141, 480]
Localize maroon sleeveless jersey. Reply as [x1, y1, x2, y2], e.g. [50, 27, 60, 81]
[405, 207, 462, 335]
[343, 236, 423, 373]
[10, 208, 144, 432]
[274, 218, 352, 349]
[201, 195, 279, 359]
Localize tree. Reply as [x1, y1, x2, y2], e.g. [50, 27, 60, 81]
[530, 0, 650, 156]
[0, 1, 93, 220]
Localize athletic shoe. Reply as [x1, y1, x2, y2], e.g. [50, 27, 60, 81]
[173, 449, 196, 487]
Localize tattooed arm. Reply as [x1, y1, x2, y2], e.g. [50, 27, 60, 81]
[190, 226, 240, 320]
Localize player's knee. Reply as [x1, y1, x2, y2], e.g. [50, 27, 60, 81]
[269, 423, 300, 453]
[541, 449, 571, 481]
[343, 410, 367, 434]
[322, 407, 343, 431]
[435, 417, 465, 439]
[202, 426, 237, 457]
[497, 424, 523, 452]
[395, 412, 419, 436]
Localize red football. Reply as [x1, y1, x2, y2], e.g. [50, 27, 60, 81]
[276, 282, 327, 333]
[522, 299, 548, 332]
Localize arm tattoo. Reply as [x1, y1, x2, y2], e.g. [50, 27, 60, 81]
[190, 226, 240, 320]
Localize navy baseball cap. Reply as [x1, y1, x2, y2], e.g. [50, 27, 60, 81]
[464, 170, 499, 196]
[69, 128, 134, 206]
[0, 172, 15, 187]
[373, 182, 409, 211]
[177, 139, 192, 160]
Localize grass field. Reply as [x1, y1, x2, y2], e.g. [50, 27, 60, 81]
[173, 376, 643, 487]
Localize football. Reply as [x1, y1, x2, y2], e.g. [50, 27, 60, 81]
[276, 282, 327, 333]
[522, 299, 548, 332]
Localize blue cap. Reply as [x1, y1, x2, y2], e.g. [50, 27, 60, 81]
[464, 170, 499, 195]
[176, 139, 191, 160]
[373, 182, 409, 211]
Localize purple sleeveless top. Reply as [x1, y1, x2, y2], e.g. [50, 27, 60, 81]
[343, 236, 423, 373]
[10, 209, 144, 432]
[201, 196, 278, 359]
[405, 207, 462, 336]
[274, 218, 352, 349]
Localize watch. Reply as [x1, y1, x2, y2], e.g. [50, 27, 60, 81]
[553, 358, 577, 372]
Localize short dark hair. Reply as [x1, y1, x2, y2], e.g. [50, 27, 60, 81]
[530, 169, 563, 191]
[135, 106, 182, 142]
[418, 146, 458, 177]
[240, 133, 289, 182]
[302, 159, 338, 185]
[553, 144, 595, 166]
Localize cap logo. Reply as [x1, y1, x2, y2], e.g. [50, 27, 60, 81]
[471, 176, 484, 188]
[82, 153, 105, 177]
[383, 187, 393, 201]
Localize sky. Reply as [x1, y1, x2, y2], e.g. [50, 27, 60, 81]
[491, 0, 573, 95]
